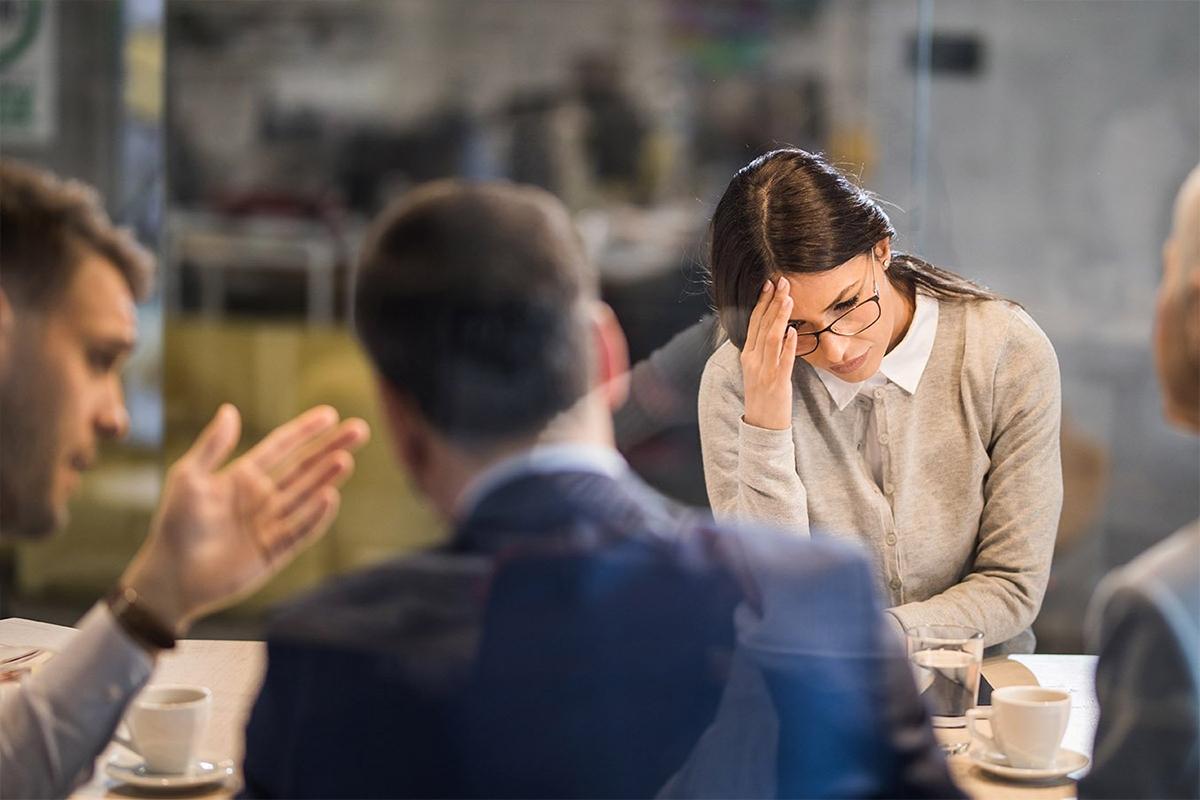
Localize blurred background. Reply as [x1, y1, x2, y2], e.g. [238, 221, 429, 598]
[2, 0, 1197, 652]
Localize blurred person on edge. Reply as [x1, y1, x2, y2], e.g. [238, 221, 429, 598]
[0, 160, 369, 798]
[1078, 165, 1200, 799]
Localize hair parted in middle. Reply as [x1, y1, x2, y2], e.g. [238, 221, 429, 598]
[709, 148, 1002, 349]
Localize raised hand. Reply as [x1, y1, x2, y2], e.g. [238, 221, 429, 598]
[120, 404, 370, 633]
[740, 277, 798, 430]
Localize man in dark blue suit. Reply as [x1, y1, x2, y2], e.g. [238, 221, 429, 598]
[240, 181, 958, 798]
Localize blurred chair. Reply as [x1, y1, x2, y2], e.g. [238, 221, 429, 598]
[16, 318, 442, 613]
[1057, 416, 1110, 554]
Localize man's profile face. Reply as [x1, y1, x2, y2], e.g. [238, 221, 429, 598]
[0, 252, 137, 539]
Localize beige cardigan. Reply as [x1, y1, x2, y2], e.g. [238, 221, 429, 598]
[698, 298, 1062, 651]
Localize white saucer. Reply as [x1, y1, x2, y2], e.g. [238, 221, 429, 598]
[969, 747, 1090, 781]
[105, 757, 235, 790]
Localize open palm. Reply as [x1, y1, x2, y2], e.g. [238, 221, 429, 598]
[122, 404, 369, 632]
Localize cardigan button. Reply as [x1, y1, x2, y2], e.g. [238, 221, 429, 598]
[878, 433, 890, 445]
[890, 578, 902, 590]
[873, 388, 885, 400]
[886, 534, 897, 546]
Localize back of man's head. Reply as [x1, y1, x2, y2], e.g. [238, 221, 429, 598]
[1159, 165, 1200, 430]
[354, 181, 596, 448]
[0, 159, 153, 308]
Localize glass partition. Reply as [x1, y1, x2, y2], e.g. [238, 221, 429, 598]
[4, 0, 1196, 651]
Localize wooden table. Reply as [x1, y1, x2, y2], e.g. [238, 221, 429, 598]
[0, 618, 265, 799]
[943, 654, 1099, 799]
[1, 618, 1097, 799]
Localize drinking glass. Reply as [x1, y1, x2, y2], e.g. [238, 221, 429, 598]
[907, 624, 984, 753]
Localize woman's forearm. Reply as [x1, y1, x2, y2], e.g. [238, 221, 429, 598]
[699, 355, 811, 534]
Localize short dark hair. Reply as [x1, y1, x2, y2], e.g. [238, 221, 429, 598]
[0, 159, 154, 307]
[354, 180, 595, 447]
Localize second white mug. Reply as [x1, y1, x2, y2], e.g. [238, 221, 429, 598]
[117, 684, 211, 774]
[965, 685, 1070, 769]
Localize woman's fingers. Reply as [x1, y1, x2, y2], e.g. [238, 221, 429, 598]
[743, 280, 774, 354]
[764, 277, 793, 364]
[780, 326, 798, 372]
[742, 276, 797, 431]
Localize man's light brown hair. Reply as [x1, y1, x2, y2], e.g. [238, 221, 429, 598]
[0, 159, 154, 307]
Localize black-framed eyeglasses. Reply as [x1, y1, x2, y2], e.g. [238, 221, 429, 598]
[786, 270, 882, 357]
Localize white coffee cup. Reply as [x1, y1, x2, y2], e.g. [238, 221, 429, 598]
[116, 684, 211, 774]
[965, 685, 1070, 769]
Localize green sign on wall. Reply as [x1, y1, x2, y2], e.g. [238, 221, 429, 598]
[0, 0, 56, 144]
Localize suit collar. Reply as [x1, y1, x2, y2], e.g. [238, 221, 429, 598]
[452, 465, 688, 557]
[454, 443, 630, 521]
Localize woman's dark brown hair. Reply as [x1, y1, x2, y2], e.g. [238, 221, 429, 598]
[710, 148, 1003, 348]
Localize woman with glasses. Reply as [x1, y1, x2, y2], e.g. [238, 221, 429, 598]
[698, 149, 1062, 654]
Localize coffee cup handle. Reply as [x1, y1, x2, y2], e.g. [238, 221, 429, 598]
[111, 726, 142, 760]
[965, 707, 996, 753]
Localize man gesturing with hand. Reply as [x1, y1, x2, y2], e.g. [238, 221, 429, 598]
[0, 159, 368, 798]
[120, 404, 364, 636]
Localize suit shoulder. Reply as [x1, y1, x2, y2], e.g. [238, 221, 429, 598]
[1091, 523, 1200, 645]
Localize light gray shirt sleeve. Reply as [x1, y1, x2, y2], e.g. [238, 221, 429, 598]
[0, 603, 154, 799]
[698, 354, 810, 536]
[614, 315, 718, 451]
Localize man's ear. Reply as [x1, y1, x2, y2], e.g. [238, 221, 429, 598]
[1162, 236, 1200, 363]
[589, 301, 630, 411]
[1185, 266, 1200, 363]
[375, 378, 431, 480]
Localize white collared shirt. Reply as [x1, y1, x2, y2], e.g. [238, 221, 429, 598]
[0, 604, 154, 798]
[813, 293, 939, 487]
[454, 442, 631, 521]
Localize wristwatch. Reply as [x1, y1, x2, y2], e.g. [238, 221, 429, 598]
[105, 584, 177, 651]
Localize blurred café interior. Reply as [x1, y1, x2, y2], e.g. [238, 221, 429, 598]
[1, 0, 1197, 656]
